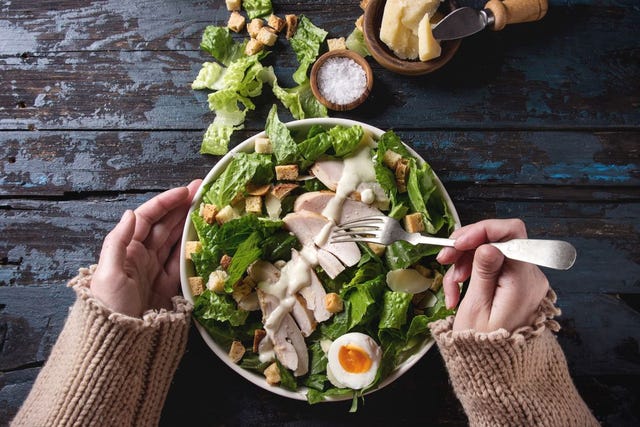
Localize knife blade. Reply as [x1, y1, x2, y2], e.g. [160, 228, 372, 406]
[432, 0, 549, 42]
[432, 7, 495, 41]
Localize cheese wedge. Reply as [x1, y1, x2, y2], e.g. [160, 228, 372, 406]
[401, 0, 440, 35]
[418, 13, 441, 62]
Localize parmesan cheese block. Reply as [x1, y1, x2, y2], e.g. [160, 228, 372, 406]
[418, 13, 441, 61]
[380, 0, 441, 60]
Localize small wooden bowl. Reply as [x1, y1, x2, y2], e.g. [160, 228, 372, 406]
[310, 49, 373, 111]
[363, 0, 461, 76]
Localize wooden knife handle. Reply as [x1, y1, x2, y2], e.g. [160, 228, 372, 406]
[486, 0, 548, 31]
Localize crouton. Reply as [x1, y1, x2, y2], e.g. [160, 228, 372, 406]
[383, 149, 403, 170]
[413, 264, 433, 278]
[327, 37, 347, 51]
[404, 212, 425, 233]
[264, 362, 281, 385]
[325, 293, 344, 313]
[367, 242, 386, 257]
[268, 14, 286, 33]
[188, 276, 205, 297]
[228, 11, 245, 33]
[245, 38, 264, 56]
[220, 254, 233, 271]
[200, 203, 218, 224]
[275, 164, 299, 181]
[247, 18, 264, 38]
[215, 205, 239, 224]
[355, 14, 364, 32]
[395, 158, 409, 193]
[360, 0, 370, 10]
[271, 183, 299, 200]
[228, 340, 246, 364]
[430, 271, 444, 292]
[253, 329, 267, 352]
[207, 269, 228, 294]
[246, 182, 271, 196]
[245, 195, 263, 214]
[285, 14, 298, 39]
[232, 279, 253, 303]
[225, 0, 241, 11]
[184, 241, 202, 260]
[254, 137, 273, 153]
[256, 26, 277, 47]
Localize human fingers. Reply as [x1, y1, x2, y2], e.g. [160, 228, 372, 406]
[436, 225, 472, 265]
[156, 216, 188, 266]
[453, 219, 528, 251]
[132, 186, 190, 242]
[96, 210, 136, 273]
[453, 244, 505, 331]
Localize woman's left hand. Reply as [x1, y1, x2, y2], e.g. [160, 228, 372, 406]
[90, 180, 202, 317]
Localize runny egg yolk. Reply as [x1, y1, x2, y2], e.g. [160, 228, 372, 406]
[338, 344, 372, 373]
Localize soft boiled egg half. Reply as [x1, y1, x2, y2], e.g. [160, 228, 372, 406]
[327, 332, 382, 389]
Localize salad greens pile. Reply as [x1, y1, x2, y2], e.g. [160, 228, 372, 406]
[188, 107, 457, 408]
[192, 7, 329, 156]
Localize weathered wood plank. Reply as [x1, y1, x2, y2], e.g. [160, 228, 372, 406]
[1, 195, 638, 293]
[1, 130, 637, 197]
[1, 3, 638, 130]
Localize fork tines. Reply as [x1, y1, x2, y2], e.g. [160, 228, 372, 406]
[330, 215, 385, 244]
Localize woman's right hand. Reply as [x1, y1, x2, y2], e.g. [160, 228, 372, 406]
[436, 219, 550, 333]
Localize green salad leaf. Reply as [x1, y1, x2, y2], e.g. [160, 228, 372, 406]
[225, 231, 263, 292]
[243, 0, 273, 19]
[346, 28, 371, 57]
[200, 26, 246, 66]
[266, 105, 300, 164]
[191, 61, 225, 90]
[290, 15, 328, 84]
[195, 289, 249, 327]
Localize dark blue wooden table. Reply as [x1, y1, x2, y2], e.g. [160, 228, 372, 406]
[1, 0, 638, 425]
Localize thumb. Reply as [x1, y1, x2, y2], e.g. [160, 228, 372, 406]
[466, 244, 505, 303]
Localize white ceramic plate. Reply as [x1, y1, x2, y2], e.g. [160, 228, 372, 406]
[180, 118, 460, 401]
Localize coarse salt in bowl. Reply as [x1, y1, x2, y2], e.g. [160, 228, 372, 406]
[310, 50, 373, 111]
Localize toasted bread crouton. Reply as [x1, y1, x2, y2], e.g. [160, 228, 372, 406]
[327, 37, 346, 51]
[228, 340, 246, 364]
[245, 38, 264, 56]
[228, 11, 245, 33]
[264, 362, 281, 385]
[325, 293, 344, 313]
[184, 241, 202, 260]
[367, 242, 386, 257]
[188, 276, 205, 297]
[220, 254, 233, 271]
[207, 269, 228, 294]
[285, 14, 298, 39]
[430, 271, 444, 292]
[247, 18, 264, 38]
[256, 26, 277, 46]
[253, 329, 267, 352]
[245, 195, 263, 214]
[232, 279, 253, 303]
[246, 182, 271, 196]
[395, 158, 409, 193]
[267, 14, 285, 33]
[254, 137, 273, 154]
[200, 203, 218, 224]
[355, 14, 364, 32]
[404, 212, 425, 233]
[271, 183, 299, 200]
[360, 0, 370, 10]
[383, 149, 403, 170]
[275, 164, 299, 181]
[216, 205, 240, 224]
[225, 0, 241, 11]
[413, 264, 433, 278]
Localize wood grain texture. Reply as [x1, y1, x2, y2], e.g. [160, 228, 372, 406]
[0, 0, 638, 425]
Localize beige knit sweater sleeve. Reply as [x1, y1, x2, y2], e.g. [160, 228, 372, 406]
[429, 289, 599, 427]
[12, 266, 192, 427]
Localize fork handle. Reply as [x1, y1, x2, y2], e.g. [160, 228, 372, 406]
[408, 234, 456, 247]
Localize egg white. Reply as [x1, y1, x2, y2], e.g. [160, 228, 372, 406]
[326, 332, 382, 390]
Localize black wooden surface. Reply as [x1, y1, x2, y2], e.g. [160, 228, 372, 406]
[1, 0, 639, 425]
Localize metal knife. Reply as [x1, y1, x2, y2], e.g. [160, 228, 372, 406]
[433, 0, 548, 41]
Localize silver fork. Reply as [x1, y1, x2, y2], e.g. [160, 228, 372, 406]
[330, 215, 577, 270]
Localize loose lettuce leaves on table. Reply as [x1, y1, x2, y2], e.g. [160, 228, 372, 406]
[346, 28, 371, 57]
[200, 26, 246, 66]
[290, 15, 328, 84]
[243, 0, 273, 19]
[261, 66, 327, 120]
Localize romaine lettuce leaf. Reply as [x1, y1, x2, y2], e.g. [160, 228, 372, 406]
[384, 240, 440, 270]
[328, 125, 364, 157]
[206, 152, 274, 208]
[261, 66, 328, 120]
[225, 230, 263, 292]
[290, 15, 328, 84]
[243, 0, 273, 19]
[378, 291, 412, 331]
[200, 26, 246, 66]
[192, 61, 225, 90]
[195, 289, 249, 326]
[265, 105, 300, 164]
[276, 360, 298, 391]
[346, 28, 371, 57]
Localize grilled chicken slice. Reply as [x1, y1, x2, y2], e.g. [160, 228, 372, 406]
[310, 159, 343, 191]
[294, 191, 382, 224]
